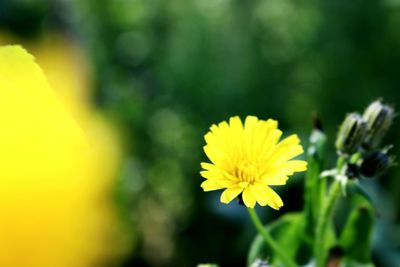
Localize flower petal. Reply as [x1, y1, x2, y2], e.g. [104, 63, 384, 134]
[201, 179, 225, 191]
[200, 162, 236, 181]
[283, 160, 308, 172]
[200, 162, 215, 171]
[258, 120, 282, 159]
[264, 187, 284, 210]
[267, 134, 304, 164]
[260, 175, 288, 186]
[251, 184, 269, 206]
[253, 184, 283, 210]
[200, 172, 236, 188]
[242, 185, 257, 208]
[229, 116, 243, 133]
[243, 116, 259, 157]
[261, 160, 308, 181]
[200, 162, 238, 189]
[220, 186, 243, 204]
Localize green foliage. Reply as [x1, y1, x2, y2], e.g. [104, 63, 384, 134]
[247, 212, 336, 266]
[247, 212, 305, 266]
[304, 128, 327, 240]
[340, 206, 375, 264]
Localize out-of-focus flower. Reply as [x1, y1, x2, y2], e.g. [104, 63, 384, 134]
[335, 113, 367, 155]
[0, 42, 126, 267]
[32, 36, 130, 264]
[200, 116, 307, 209]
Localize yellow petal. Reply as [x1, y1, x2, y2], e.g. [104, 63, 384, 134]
[251, 184, 270, 206]
[203, 145, 224, 166]
[284, 160, 308, 172]
[200, 163, 237, 188]
[243, 116, 259, 157]
[220, 186, 243, 204]
[200, 162, 236, 181]
[264, 186, 284, 210]
[258, 123, 282, 159]
[267, 134, 304, 164]
[252, 183, 284, 209]
[229, 116, 243, 133]
[201, 180, 225, 191]
[260, 176, 288, 186]
[262, 160, 308, 180]
[242, 186, 257, 208]
[200, 171, 236, 188]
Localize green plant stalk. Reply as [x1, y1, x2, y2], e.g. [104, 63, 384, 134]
[304, 153, 322, 239]
[304, 130, 327, 240]
[304, 129, 327, 244]
[247, 208, 297, 267]
[314, 180, 340, 267]
[314, 156, 345, 267]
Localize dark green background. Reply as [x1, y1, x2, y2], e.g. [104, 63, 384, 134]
[1, 0, 400, 266]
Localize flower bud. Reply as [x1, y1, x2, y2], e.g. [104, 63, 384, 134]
[335, 113, 367, 155]
[345, 163, 360, 179]
[362, 100, 394, 149]
[360, 151, 392, 178]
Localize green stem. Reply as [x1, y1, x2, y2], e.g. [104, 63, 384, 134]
[314, 180, 341, 267]
[336, 155, 346, 170]
[314, 156, 346, 267]
[247, 208, 297, 267]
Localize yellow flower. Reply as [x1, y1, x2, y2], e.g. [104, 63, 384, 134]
[200, 116, 307, 209]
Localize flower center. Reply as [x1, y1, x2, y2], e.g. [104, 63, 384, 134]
[235, 161, 261, 184]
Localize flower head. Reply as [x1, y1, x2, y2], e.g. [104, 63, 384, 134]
[200, 116, 307, 209]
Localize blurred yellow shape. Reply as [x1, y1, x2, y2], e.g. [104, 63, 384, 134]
[32, 36, 128, 264]
[0, 42, 125, 267]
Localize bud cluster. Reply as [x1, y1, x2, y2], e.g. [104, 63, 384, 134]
[335, 100, 395, 179]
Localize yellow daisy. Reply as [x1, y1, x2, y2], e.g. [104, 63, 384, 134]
[200, 116, 307, 209]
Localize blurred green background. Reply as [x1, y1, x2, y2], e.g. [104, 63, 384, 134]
[1, 0, 400, 266]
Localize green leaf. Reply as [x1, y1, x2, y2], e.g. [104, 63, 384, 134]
[247, 212, 303, 266]
[248, 212, 337, 266]
[339, 205, 374, 264]
[248, 212, 319, 266]
[346, 181, 374, 208]
[343, 261, 375, 267]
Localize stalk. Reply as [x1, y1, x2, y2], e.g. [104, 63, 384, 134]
[314, 156, 346, 267]
[247, 208, 297, 267]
